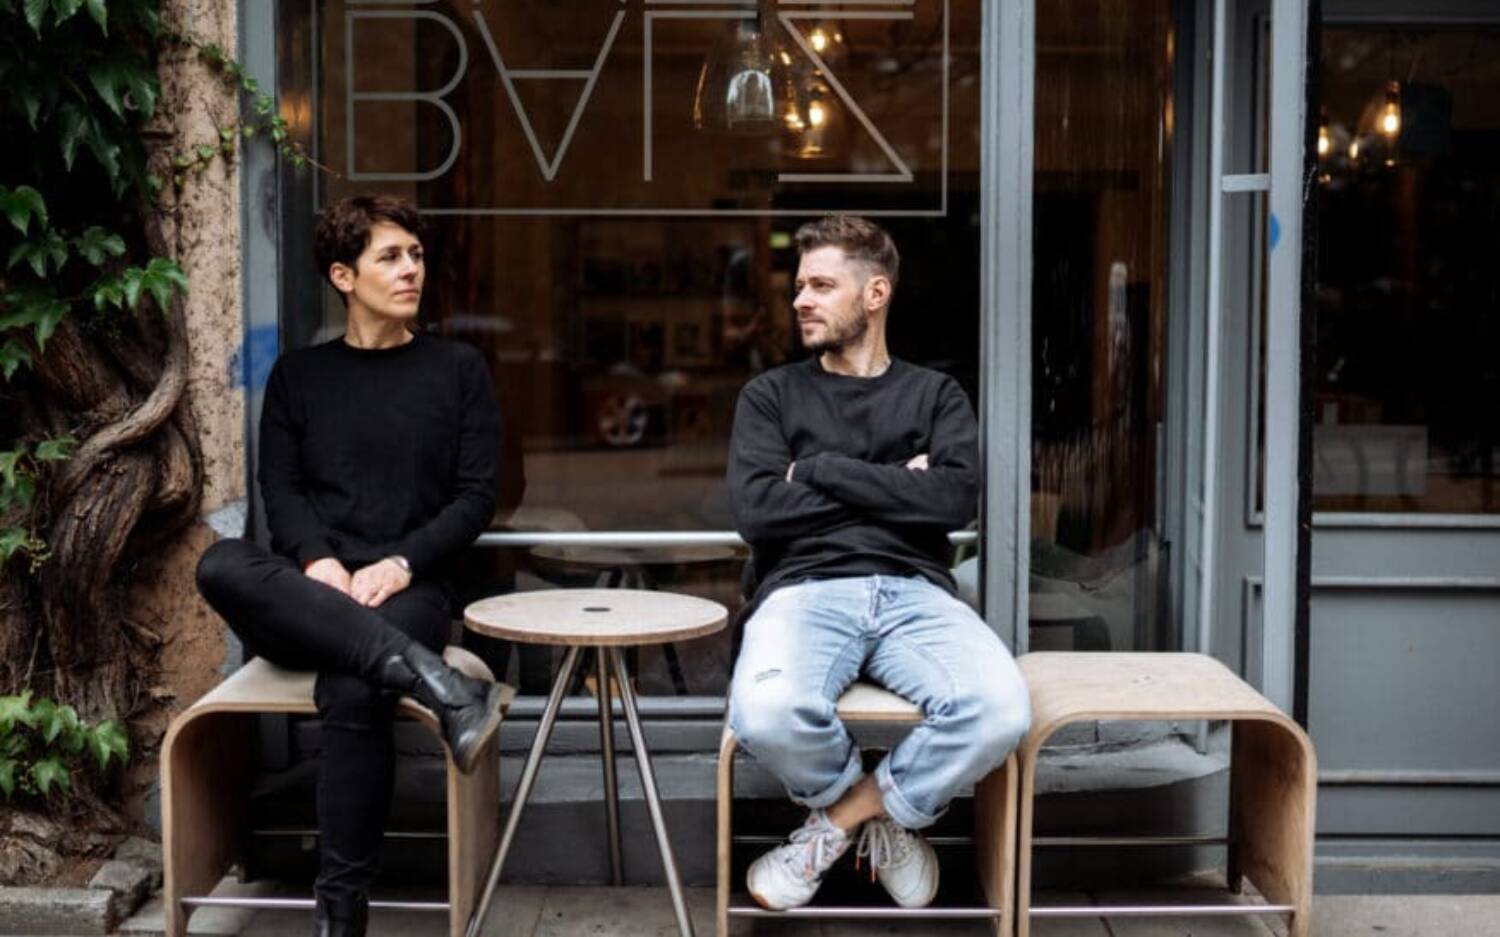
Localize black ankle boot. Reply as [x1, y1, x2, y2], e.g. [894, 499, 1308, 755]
[380, 642, 502, 773]
[313, 894, 368, 937]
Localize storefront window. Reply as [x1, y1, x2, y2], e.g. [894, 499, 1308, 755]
[1031, 0, 1177, 651]
[1313, 27, 1500, 514]
[284, 0, 983, 694]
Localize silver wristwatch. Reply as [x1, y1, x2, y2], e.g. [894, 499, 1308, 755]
[388, 555, 411, 573]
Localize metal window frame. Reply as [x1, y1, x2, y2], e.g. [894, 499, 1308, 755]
[980, 0, 1034, 655]
[241, 1, 1023, 718]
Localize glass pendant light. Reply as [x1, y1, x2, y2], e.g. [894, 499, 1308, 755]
[692, 4, 796, 135]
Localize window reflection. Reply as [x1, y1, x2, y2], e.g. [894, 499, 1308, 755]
[1031, 0, 1177, 652]
[1314, 28, 1500, 514]
[300, 1, 984, 695]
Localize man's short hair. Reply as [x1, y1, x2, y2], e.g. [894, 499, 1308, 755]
[314, 194, 427, 287]
[794, 214, 900, 292]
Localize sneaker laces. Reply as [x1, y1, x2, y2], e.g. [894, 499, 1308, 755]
[854, 818, 914, 882]
[780, 814, 848, 883]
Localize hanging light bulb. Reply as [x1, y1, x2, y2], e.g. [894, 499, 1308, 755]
[1380, 80, 1401, 138]
[1317, 108, 1331, 158]
[790, 78, 838, 160]
[692, 5, 797, 135]
[1348, 138, 1360, 160]
[801, 19, 846, 66]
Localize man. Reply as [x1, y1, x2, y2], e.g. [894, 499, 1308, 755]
[727, 215, 1031, 910]
[196, 195, 504, 937]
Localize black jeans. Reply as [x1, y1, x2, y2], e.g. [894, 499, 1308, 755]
[195, 538, 450, 906]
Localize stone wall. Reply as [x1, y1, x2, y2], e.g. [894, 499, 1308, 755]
[125, 0, 244, 824]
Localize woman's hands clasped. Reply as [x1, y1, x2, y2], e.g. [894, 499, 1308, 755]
[305, 556, 412, 607]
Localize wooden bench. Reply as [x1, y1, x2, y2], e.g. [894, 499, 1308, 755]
[715, 682, 1018, 936]
[1016, 652, 1316, 937]
[160, 647, 514, 937]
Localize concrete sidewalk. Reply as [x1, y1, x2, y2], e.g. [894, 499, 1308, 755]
[123, 885, 1500, 937]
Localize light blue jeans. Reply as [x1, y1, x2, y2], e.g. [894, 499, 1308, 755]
[728, 575, 1031, 830]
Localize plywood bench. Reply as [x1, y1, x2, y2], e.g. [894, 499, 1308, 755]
[1016, 652, 1316, 937]
[715, 682, 1018, 936]
[160, 647, 514, 937]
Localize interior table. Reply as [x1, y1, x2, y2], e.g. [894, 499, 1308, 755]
[462, 588, 728, 937]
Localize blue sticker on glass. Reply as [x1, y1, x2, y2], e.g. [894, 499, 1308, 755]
[230, 324, 280, 391]
[1268, 213, 1281, 251]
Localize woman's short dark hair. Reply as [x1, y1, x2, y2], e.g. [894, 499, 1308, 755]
[314, 195, 427, 286]
[794, 214, 900, 292]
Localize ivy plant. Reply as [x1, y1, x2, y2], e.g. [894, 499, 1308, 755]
[0, 0, 313, 572]
[0, 690, 129, 801]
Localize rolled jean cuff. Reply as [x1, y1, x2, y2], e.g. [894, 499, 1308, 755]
[875, 756, 943, 830]
[789, 745, 865, 811]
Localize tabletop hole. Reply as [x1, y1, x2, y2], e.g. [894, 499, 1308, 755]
[583, 606, 611, 613]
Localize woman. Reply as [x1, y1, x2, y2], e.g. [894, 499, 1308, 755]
[196, 195, 504, 937]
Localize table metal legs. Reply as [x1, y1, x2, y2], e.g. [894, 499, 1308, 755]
[595, 648, 624, 886]
[609, 647, 695, 937]
[465, 645, 582, 937]
[464, 644, 695, 937]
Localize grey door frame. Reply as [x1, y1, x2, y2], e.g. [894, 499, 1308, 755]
[1197, 0, 1309, 710]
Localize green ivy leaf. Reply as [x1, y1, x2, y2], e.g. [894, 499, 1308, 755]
[88, 55, 158, 122]
[0, 186, 47, 236]
[0, 758, 15, 800]
[71, 227, 126, 266]
[91, 277, 125, 312]
[33, 436, 76, 462]
[0, 692, 35, 730]
[8, 230, 69, 278]
[0, 528, 32, 563]
[120, 266, 143, 309]
[0, 733, 28, 759]
[141, 256, 187, 312]
[85, 0, 105, 33]
[82, 117, 122, 182]
[33, 700, 80, 747]
[87, 720, 128, 770]
[0, 290, 70, 351]
[0, 447, 24, 491]
[29, 756, 70, 797]
[50, 0, 85, 25]
[58, 717, 86, 756]
[30, 698, 57, 741]
[2, 287, 70, 349]
[23, 0, 49, 33]
[0, 473, 35, 514]
[57, 103, 90, 171]
[0, 340, 31, 381]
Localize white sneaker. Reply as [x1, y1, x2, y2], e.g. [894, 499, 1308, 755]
[746, 810, 855, 910]
[856, 816, 940, 908]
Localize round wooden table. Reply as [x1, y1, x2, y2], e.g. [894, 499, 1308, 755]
[527, 544, 739, 694]
[462, 589, 727, 937]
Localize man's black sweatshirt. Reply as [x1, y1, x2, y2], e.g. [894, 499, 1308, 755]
[259, 334, 501, 577]
[727, 356, 979, 603]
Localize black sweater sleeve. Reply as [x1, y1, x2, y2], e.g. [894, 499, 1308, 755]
[794, 377, 980, 529]
[728, 378, 857, 545]
[393, 350, 502, 575]
[259, 361, 336, 566]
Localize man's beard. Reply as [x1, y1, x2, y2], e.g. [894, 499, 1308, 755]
[804, 303, 870, 355]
